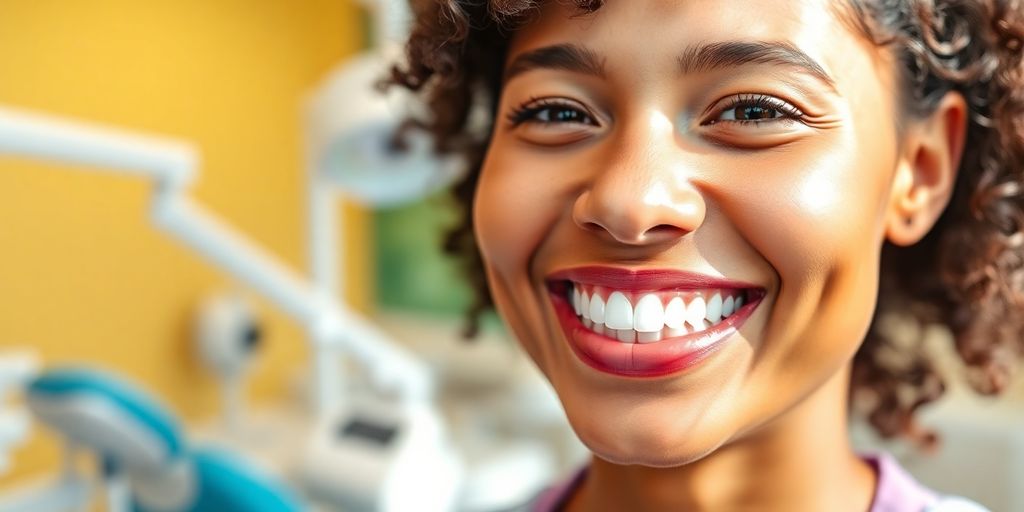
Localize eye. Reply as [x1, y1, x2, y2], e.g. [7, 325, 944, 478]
[704, 94, 804, 125]
[506, 97, 599, 127]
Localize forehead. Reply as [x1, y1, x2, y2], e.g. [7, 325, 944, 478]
[507, 0, 874, 90]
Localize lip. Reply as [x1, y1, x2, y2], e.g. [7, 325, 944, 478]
[547, 266, 765, 378]
[548, 266, 760, 292]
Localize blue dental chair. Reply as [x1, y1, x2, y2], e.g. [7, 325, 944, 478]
[25, 367, 303, 512]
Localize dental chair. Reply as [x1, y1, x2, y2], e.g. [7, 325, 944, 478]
[16, 367, 302, 512]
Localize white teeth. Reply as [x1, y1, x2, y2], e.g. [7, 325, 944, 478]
[570, 283, 752, 344]
[685, 296, 706, 329]
[633, 294, 664, 332]
[695, 319, 712, 333]
[615, 329, 636, 343]
[604, 292, 633, 330]
[705, 293, 723, 324]
[637, 331, 662, 343]
[588, 294, 606, 324]
[666, 326, 688, 338]
[722, 295, 735, 317]
[664, 296, 686, 329]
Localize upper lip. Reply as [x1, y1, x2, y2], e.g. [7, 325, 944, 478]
[547, 265, 760, 291]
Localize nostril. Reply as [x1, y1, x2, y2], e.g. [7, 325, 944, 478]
[644, 224, 688, 239]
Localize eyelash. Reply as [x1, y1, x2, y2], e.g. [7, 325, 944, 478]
[505, 94, 804, 127]
[506, 97, 597, 127]
[705, 94, 805, 125]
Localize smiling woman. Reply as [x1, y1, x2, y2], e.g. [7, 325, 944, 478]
[389, 0, 1022, 511]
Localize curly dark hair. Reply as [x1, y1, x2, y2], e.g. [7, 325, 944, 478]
[387, 0, 1024, 447]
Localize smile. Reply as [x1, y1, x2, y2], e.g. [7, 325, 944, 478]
[547, 267, 765, 377]
[569, 284, 746, 343]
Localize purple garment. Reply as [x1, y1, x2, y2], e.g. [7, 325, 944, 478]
[532, 452, 941, 512]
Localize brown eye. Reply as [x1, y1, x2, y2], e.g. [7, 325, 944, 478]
[706, 94, 803, 125]
[507, 98, 599, 127]
[729, 104, 781, 121]
[536, 106, 591, 123]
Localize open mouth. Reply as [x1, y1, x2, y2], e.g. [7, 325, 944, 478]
[547, 267, 765, 377]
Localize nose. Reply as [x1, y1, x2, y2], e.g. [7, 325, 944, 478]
[572, 140, 706, 247]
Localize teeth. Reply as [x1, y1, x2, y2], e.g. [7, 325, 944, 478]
[637, 331, 662, 344]
[692, 317, 708, 333]
[705, 293, 723, 324]
[666, 326, 688, 338]
[588, 294, 606, 324]
[664, 296, 686, 329]
[685, 296, 706, 329]
[568, 283, 752, 344]
[633, 294, 664, 332]
[722, 295, 735, 317]
[615, 329, 636, 343]
[604, 292, 634, 330]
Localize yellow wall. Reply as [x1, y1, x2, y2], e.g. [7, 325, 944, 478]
[0, 0, 370, 485]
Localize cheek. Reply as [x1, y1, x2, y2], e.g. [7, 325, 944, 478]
[728, 136, 894, 289]
[473, 146, 566, 275]
[720, 131, 896, 389]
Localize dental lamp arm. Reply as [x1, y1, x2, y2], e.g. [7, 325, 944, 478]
[0, 106, 433, 407]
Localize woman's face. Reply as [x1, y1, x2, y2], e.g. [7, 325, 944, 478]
[475, 0, 901, 466]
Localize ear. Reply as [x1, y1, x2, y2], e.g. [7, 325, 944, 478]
[885, 92, 968, 246]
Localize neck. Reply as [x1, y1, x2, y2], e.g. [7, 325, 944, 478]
[568, 365, 877, 512]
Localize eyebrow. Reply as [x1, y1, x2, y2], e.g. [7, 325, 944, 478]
[504, 44, 607, 83]
[503, 40, 837, 92]
[677, 40, 836, 91]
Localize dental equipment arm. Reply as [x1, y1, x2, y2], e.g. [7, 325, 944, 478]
[0, 106, 433, 412]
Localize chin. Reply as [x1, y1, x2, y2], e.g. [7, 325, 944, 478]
[570, 415, 726, 468]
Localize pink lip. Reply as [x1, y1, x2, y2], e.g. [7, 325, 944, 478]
[548, 266, 759, 292]
[547, 266, 765, 378]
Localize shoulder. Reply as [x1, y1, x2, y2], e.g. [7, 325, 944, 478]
[866, 452, 991, 512]
[526, 465, 587, 512]
[926, 496, 992, 512]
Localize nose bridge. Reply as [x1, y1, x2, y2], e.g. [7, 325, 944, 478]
[574, 110, 706, 245]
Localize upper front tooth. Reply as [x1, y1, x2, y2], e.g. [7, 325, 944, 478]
[589, 294, 606, 324]
[722, 295, 735, 317]
[686, 296, 707, 329]
[580, 292, 591, 320]
[573, 287, 582, 316]
[664, 296, 686, 329]
[634, 294, 664, 332]
[705, 293, 723, 324]
[604, 292, 633, 330]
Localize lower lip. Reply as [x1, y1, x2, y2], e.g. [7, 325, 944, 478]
[551, 288, 763, 378]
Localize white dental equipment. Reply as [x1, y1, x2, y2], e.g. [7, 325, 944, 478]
[0, 103, 463, 510]
[195, 293, 263, 434]
[0, 353, 36, 476]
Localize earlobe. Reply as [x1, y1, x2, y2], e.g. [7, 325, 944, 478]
[885, 92, 968, 247]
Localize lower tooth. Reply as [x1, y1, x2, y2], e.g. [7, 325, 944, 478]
[637, 331, 661, 343]
[691, 319, 712, 333]
[616, 329, 636, 343]
[584, 318, 593, 329]
[666, 327, 688, 338]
